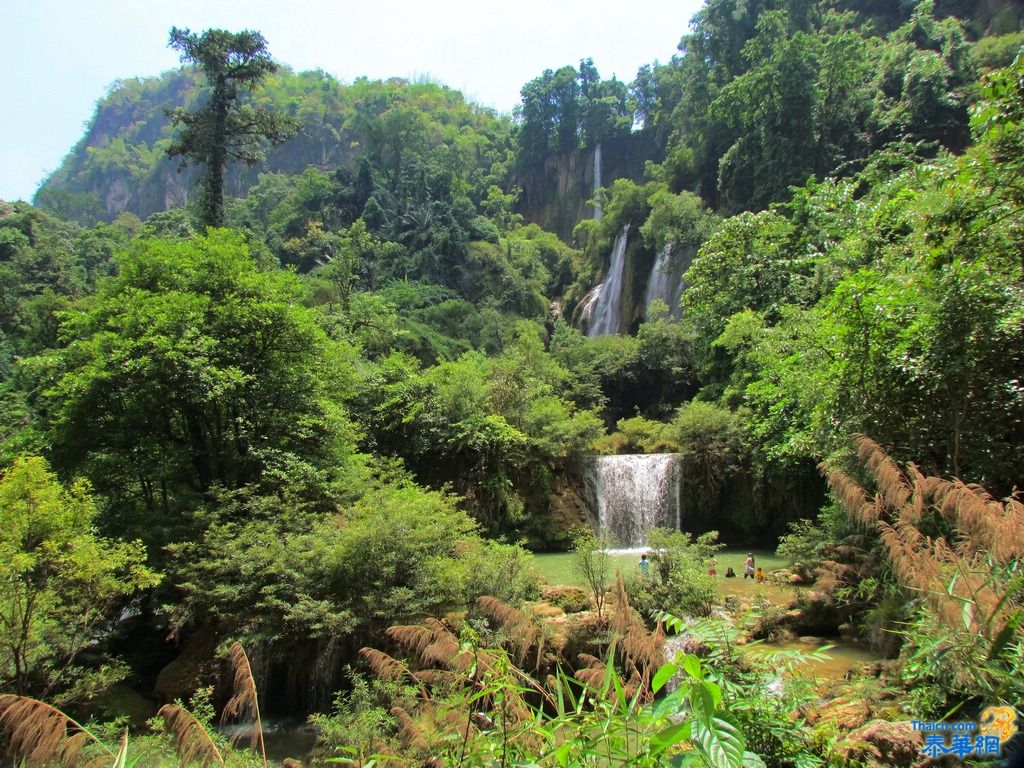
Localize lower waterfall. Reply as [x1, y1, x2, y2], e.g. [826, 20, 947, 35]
[583, 454, 682, 547]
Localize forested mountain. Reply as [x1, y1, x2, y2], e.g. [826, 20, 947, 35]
[35, 0, 1023, 229]
[2, 1, 1024, 765]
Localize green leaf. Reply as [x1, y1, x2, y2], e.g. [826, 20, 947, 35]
[682, 653, 704, 681]
[692, 712, 746, 768]
[688, 684, 716, 723]
[704, 680, 723, 710]
[650, 721, 692, 754]
[651, 662, 679, 694]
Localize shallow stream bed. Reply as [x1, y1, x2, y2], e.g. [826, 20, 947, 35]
[531, 548, 880, 680]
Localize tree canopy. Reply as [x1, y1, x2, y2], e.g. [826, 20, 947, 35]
[167, 27, 297, 227]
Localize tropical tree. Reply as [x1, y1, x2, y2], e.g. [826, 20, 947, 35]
[0, 456, 157, 703]
[37, 230, 355, 547]
[167, 27, 297, 227]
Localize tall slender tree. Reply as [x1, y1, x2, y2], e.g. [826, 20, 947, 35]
[167, 27, 297, 227]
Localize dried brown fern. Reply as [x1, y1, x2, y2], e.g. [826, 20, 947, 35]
[476, 595, 546, 671]
[827, 436, 1022, 639]
[0, 694, 115, 768]
[158, 704, 226, 768]
[359, 647, 411, 682]
[610, 573, 662, 700]
[823, 465, 878, 527]
[412, 668, 460, 687]
[386, 624, 437, 661]
[390, 706, 427, 751]
[221, 642, 267, 768]
[858, 435, 912, 513]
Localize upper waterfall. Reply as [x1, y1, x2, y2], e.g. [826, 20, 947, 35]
[583, 454, 682, 547]
[583, 224, 630, 337]
[643, 243, 684, 319]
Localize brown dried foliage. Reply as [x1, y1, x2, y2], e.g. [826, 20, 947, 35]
[826, 435, 1024, 637]
[358, 648, 410, 683]
[158, 703, 226, 768]
[390, 706, 426, 751]
[571, 576, 664, 703]
[0, 694, 113, 768]
[221, 642, 267, 768]
[476, 595, 548, 672]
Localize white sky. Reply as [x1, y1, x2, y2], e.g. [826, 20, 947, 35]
[0, 0, 705, 203]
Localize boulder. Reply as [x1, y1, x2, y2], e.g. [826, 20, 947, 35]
[839, 719, 920, 767]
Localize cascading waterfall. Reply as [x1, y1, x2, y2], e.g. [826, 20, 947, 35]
[593, 142, 603, 220]
[643, 243, 678, 317]
[584, 454, 681, 547]
[584, 224, 629, 337]
[643, 242, 696, 319]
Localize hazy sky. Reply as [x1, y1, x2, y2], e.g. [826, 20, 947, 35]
[0, 0, 705, 203]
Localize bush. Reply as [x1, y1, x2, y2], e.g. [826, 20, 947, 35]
[541, 585, 591, 613]
[627, 529, 721, 619]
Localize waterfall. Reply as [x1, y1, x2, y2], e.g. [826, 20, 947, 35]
[643, 242, 696, 319]
[593, 142, 603, 220]
[584, 454, 682, 547]
[643, 243, 677, 317]
[585, 224, 629, 337]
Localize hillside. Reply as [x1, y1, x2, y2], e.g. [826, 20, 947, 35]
[1, 1, 1023, 765]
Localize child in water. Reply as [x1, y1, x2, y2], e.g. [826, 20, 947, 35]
[755, 567, 766, 583]
[638, 552, 650, 577]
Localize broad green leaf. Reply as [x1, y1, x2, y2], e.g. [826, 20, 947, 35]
[651, 721, 692, 754]
[652, 662, 679, 694]
[692, 712, 746, 768]
[704, 680, 723, 709]
[682, 653, 703, 681]
[688, 684, 716, 723]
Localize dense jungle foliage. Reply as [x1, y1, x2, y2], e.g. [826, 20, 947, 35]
[2, 1, 1023, 766]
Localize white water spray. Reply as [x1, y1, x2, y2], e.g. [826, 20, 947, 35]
[585, 224, 630, 337]
[584, 454, 682, 547]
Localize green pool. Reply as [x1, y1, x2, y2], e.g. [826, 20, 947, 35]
[531, 549, 787, 588]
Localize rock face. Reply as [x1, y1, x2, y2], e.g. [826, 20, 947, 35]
[513, 133, 652, 243]
[154, 626, 220, 702]
[542, 464, 590, 548]
[839, 720, 921, 767]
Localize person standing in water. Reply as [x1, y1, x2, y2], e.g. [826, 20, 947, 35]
[743, 553, 755, 580]
[639, 552, 650, 577]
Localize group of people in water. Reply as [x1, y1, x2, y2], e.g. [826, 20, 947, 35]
[638, 552, 766, 582]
